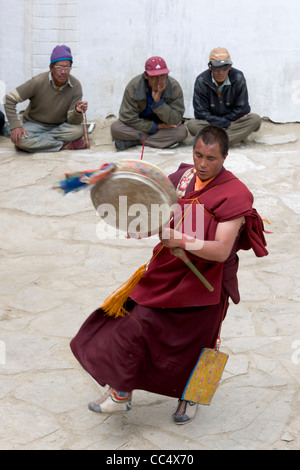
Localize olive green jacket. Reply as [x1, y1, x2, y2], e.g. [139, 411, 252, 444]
[118, 74, 185, 134]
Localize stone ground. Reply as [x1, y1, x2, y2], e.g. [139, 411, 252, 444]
[0, 118, 299, 450]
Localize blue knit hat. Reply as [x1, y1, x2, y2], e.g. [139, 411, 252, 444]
[50, 45, 73, 65]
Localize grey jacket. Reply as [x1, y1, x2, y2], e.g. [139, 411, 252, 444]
[118, 74, 185, 134]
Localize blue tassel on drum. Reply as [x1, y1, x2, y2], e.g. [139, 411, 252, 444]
[52, 162, 115, 194]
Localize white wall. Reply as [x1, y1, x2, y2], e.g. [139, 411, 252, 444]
[1, 0, 300, 122]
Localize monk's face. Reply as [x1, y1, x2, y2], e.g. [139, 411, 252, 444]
[193, 138, 227, 182]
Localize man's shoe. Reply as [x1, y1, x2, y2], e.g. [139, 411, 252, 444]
[114, 139, 140, 151]
[172, 399, 198, 425]
[63, 137, 87, 150]
[14, 145, 28, 152]
[88, 388, 132, 414]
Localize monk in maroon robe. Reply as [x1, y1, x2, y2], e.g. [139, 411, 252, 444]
[70, 125, 268, 424]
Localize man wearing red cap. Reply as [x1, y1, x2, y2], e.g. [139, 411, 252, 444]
[187, 48, 261, 146]
[4, 45, 88, 152]
[111, 56, 187, 151]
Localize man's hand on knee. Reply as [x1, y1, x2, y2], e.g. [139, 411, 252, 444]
[11, 127, 28, 144]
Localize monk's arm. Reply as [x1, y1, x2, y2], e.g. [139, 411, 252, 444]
[160, 217, 245, 263]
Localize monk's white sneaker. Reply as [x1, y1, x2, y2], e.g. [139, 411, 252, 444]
[88, 388, 132, 414]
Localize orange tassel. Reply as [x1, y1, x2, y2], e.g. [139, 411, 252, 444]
[101, 245, 164, 319]
[101, 263, 148, 318]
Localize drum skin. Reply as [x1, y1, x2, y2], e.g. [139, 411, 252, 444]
[90, 160, 178, 237]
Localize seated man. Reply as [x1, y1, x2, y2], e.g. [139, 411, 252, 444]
[111, 56, 188, 151]
[4, 45, 88, 153]
[187, 47, 261, 145]
[70, 125, 268, 425]
[0, 110, 4, 134]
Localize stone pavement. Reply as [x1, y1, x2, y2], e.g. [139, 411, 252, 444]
[0, 119, 299, 450]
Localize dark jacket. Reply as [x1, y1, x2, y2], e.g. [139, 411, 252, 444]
[192, 68, 251, 128]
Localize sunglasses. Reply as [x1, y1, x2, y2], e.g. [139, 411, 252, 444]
[209, 64, 231, 72]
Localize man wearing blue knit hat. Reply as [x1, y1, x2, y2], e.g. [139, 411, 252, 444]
[4, 45, 88, 152]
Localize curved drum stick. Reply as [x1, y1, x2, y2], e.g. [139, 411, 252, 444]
[171, 247, 214, 292]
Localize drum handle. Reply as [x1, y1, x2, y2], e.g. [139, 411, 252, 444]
[171, 247, 214, 292]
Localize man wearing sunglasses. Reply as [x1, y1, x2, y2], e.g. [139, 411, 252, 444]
[187, 47, 261, 145]
[4, 45, 88, 152]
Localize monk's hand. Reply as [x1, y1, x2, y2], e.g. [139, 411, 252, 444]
[76, 101, 88, 113]
[11, 127, 28, 144]
[160, 228, 185, 248]
[160, 228, 200, 251]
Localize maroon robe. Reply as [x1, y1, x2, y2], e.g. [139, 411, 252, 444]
[70, 165, 268, 398]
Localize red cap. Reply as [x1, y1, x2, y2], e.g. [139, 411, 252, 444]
[145, 56, 169, 76]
